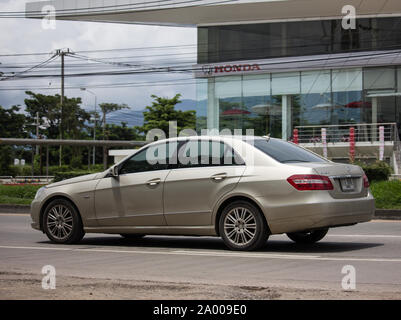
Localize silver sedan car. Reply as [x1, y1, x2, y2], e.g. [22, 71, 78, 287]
[31, 136, 375, 251]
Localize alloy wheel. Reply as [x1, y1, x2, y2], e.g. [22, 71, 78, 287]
[223, 207, 257, 246]
[46, 204, 74, 241]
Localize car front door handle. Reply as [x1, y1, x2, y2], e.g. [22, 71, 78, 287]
[147, 178, 161, 186]
[211, 173, 227, 181]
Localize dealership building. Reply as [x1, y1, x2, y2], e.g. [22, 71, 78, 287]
[26, 0, 401, 171]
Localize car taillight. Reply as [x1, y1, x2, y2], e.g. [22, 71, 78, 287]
[287, 174, 334, 191]
[363, 174, 369, 188]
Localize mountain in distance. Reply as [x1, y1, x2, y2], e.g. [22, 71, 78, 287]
[107, 99, 207, 127]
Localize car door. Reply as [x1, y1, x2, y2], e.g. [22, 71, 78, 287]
[163, 139, 246, 226]
[94, 142, 177, 227]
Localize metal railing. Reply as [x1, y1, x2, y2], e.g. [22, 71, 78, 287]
[295, 123, 399, 144]
[15, 176, 54, 183]
[393, 125, 401, 174]
[0, 176, 54, 185]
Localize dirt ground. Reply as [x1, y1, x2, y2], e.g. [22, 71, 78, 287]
[0, 271, 400, 300]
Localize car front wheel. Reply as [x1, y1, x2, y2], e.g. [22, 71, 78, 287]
[219, 201, 269, 251]
[43, 199, 85, 244]
[286, 228, 329, 244]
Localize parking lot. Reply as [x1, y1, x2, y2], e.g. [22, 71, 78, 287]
[1, 213, 401, 299]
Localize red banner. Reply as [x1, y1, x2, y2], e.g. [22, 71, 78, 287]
[293, 129, 299, 144]
[349, 127, 355, 162]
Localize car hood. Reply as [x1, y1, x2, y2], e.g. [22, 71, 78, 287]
[46, 172, 105, 188]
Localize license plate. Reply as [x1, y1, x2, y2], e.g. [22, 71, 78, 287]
[340, 178, 355, 192]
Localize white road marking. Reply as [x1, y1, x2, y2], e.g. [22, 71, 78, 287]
[327, 234, 401, 239]
[0, 245, 400, 263]
[0, 245, 71, 251]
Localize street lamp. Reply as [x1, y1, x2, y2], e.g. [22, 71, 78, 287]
[81, 88, 97, 166]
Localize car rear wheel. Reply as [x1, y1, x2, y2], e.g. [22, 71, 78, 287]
[219, 200, 269, 251]
[43, 199, 85, 244]
[286, 228, 329, 244]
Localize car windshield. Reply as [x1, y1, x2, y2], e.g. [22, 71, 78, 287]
[250, 138, 327, 163]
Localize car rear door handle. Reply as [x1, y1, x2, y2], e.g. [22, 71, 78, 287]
[147, 178, 161, 186]
[211, 173, 227, 181]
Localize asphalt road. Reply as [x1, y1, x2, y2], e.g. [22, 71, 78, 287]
[1, 213, 401, 299]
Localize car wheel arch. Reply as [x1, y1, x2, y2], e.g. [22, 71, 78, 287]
[39, 195, 83, 231]
[213, 195, 271, 237]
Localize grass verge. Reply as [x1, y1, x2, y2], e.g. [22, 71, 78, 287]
[0, 185, 42, 205]
[370, 180, 401, 210]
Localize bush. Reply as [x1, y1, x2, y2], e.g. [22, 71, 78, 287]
[7, 164, 95, 177]
[54, 171, 98, 182]
[70, 156, 83, 169]
[356, 161, 392, 181]
[7, 165, 21, 177]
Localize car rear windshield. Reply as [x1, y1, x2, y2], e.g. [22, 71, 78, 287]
[251, 138, 327, 163]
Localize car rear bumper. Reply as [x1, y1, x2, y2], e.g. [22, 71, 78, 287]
[259, 192, 375, 234]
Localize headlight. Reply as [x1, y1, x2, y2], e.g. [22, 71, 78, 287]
[34, 187, 46, 200]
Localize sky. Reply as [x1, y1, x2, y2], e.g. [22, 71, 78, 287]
[0, 0, 198, 116]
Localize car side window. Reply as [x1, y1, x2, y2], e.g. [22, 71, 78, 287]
[119, 142, 180, 174]
[178, 140, 244, 168]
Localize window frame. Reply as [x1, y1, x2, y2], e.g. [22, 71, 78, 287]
[118, 141, 185, 175]
[175, 139, 246, 169]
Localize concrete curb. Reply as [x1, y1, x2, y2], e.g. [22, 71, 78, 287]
[0, 204, 30, 214]
[374, 209, 401, 220]
[0, 204, 400, 220]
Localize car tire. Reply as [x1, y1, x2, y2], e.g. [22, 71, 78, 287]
[219, 200, 269, 251]
[286, 228, 329, 244]
[43, 198, 85, 244]
[120, 234, 145, 240]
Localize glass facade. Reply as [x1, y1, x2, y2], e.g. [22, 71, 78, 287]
[198, 17, 401, 64]
[196, 17, 401, 139]
[196, 67, 401, 139]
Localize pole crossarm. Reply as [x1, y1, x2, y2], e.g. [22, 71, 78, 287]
[0, 138, 147, 148]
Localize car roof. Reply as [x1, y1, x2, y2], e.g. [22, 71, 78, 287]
[148, 135, 269, 145]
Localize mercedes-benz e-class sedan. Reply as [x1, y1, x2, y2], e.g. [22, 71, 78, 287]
[31, 135, 375, 250]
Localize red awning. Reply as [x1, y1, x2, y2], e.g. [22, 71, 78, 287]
[221, 109, 251, 116]
[345, 101, 372, 108]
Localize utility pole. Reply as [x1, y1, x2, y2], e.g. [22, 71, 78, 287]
[35, 112, 40, 155]
[103, 108, 107, 170]
[80, 88, 97, 166]
[54, 48, 71, 167]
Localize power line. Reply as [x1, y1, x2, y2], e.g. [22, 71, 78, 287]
[0, 43, 198, 58]
[2, 48, 401, 82]
[0, 54, 57, 81]
[0, 0, 239, 18]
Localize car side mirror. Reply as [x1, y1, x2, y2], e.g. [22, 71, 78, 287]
[110, 166, 119, 177]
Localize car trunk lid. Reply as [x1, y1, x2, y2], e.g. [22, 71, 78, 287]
[289, 162, 367, 199]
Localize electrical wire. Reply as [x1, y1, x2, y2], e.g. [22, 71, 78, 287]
[0, 54, 57, 81]
[2, 48, 401, 82]
[0, 0, 239, 18]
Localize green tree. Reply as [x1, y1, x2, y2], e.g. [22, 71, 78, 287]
[137, 94, 196, 137]
[24, 91, 90, 140]
[24, 91, 61, 139]
[0, 105, 28, 175]
[99, 122, 143, 141]
[24, 91, 91, 167]
[98, 103, 129, 138]
[97, 103, 129, 169]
